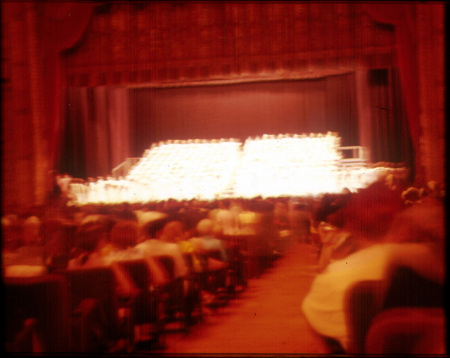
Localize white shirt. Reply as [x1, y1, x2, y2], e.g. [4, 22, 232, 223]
[301, 242, 443, 350]
[135, 239, 188, 279]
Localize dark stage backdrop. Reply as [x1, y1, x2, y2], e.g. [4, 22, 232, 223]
[60, 71, 415, 180]
[129, 73, 359, 160]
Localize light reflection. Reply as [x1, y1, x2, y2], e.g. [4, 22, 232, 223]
[68, 133, 407, 205]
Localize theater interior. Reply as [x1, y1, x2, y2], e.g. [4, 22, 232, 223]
[2, 2, 446, 355]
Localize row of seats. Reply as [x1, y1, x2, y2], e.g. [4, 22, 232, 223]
[4, 238, 253, 353]
[344, 265, 445, 355]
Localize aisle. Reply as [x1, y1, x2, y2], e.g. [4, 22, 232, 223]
[155, 242, 330, 354]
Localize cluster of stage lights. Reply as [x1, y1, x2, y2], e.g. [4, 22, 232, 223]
[68, 133, 403, 205]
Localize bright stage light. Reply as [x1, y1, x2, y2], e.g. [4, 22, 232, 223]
[68, 133, 407, 205]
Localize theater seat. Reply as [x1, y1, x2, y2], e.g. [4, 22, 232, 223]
[113, 259, 165, 351]
[365, 307, 446, 354]
[222, 235, 249, 292]
[4, 274, 70, 353]
[344, 280, 387, 354]
[199, 249, 230, 307]
[153, 255, 190, 332]
[344, 265, 444, 355]
[64, 266, 122, 352]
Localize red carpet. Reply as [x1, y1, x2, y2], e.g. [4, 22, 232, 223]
[154, 242, 330, 354]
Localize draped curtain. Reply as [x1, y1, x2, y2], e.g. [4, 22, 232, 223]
[128, 74, 359, 162]
[61, 74, 358, 178]
[52, 3, 418, 183]
[60, 87, 130, 178]
[368, 69, 414, 169]
[40, 3, 95, 174]
[362, 3, 422, 183]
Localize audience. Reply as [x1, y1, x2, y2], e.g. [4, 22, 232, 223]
[301, 181, 445, 353]
[3, 175, 445, 354]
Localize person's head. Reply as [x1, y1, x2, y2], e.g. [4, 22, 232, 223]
[384, 197, 444, 247]
[74, 222, 105, 253]
[23, 216, 42, 246]
[40, 219, 65, 255]
[161, 221, 185, 243]
[219, 199, 231, 209]
[2, 215, 22, 250]
[424, 180, 444, 199]
[274, 201, 288, 216]
[340, 181, 404, 241]
[110, 221, 139, 249]
[196, 218, 214, 237]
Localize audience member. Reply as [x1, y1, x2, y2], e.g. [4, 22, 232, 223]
[289, 202, 311, 243]
[3, 215, 48, 277]
[68, 222, 108, 268]
[237, 201, 261, 236]
[191, 218, 228, 264]
[301, 185, 445, 353]
[214, 199, 240, 236]
[41, 218, 72, 273]
[102, 220, 142, 264]
[135, 217, 188, 284]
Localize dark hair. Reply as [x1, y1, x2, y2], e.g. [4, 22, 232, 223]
[111, 221, 138, 248]
[145, 217, 169, 238]
[340, 181, 404, 239]
[75, 223, 104, 252]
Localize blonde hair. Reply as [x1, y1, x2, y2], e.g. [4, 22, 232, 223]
[161, 221, 184, 243]
[196, 218, 214, 236]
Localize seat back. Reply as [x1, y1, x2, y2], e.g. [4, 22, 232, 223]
[41, 219, 76, 273]
[344, 265, 445, 354]
[344, 280, 387, 354]
[154, 254, 184, 304]
[154, 255, 175, 280]
[4, 274, 70, 352]
[383, 265, 443, 309]
[114, 259, 161, 327]
[365, 307, 446, 354]
[65, 266, 119, 339]
[206, 249, 223, 262]
[116, 258, 150, 290]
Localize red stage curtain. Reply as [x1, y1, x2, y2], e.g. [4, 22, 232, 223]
[368, 69, 414, 168]
[363, 3, 422, 184]
[41, 3, 95, 173]
[61, 74, 359, 179]
[61, 87, 130, 178]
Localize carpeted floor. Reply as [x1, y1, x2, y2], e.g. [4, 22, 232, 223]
[150, 241, 331, 355]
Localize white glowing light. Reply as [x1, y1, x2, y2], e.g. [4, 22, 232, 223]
[68, 133, 407, 205]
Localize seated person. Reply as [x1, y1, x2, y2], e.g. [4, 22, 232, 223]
[67, 220, 144, 303]
[301, 184, 444, 353]
[102, 220, 143, 265]
[214, 199, 240, 236]
[135, 218, 188, 285]
[41, 218, 72, 273]
[161, 220, 203, 274]
[190, 218, 228, 269]
[68, 222, 108, 269]
[4, 216, 47, 277]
